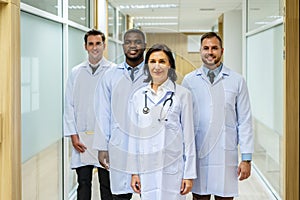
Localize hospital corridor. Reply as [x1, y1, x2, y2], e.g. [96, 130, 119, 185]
[0, 0, 298, 200]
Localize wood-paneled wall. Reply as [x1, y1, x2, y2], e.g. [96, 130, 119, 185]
[146, 33, 201, 83]
[0, 0, 21, 199]
[284, 0, 299, 199]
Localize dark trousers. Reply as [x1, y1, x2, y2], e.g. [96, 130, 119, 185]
[112, 193, 132, 200]
[76, 165, 112, 200]
[192, 193, 234, 200]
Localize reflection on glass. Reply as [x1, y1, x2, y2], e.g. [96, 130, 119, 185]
[108, 3, 116, 38]
[247, 24, 284, 198]
[118, 12, 126, 40]
[247, 0, 283, 32]
[66, 27, 87, 197]
[21, 11, 63, 199]
[21, 0, 60, 15]
[68, 0, 90, 26]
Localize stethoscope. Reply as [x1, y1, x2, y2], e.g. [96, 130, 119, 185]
[142, 91, 174, 121]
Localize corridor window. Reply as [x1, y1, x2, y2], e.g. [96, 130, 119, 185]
[247, 0, 283, 32]
[108, 3, 116, 38]
[21, 0, 60, 15]
[68, 0, 90, 26]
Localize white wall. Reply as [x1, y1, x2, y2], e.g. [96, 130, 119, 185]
[223, 10, 242, 74]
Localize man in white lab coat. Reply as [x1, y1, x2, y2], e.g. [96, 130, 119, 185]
[182, 32, 254, 200]
[64, 29, 115, 200]
[93, 29, 147, 200]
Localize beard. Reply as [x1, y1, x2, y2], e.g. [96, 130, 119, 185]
[202, 54, 222, 67]
[125, 51, 144, 62]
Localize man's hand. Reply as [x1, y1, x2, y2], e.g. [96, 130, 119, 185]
[238, 161, 251, 181]
[180, 179, 193, 195]
[131, 174, 141, 194]
[98, 151, 110, 170]
[71, 134, 86, 153]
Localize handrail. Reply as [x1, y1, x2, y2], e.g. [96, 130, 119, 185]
[173, 52, 199, 84]
[174, 52, 198, 70]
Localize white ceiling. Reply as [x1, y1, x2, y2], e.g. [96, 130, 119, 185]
[108, 0, 283, 33]
[108, 0, 243, 33]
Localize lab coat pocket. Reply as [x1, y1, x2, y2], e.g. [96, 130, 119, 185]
[165, 121, 180, 131]
[224, 89, 237, 128]
[164, 105, 181, 130]
[76, 112, 87, 131]
[194, 127, 205, 149]
[224, 126, 238, 150]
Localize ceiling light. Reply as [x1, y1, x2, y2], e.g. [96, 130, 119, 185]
[135, 22, 178, 26]
[255, 22, 269, 25]
[68, 5, 86, 9]
[267, 15, 283, 19]
[134, 16, 178, 20]
[250, 8, 260, 11]
[199, 8, 215, 11]
[119, 4, 178, 9]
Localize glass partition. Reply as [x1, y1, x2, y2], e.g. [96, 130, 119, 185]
[246, 24, 284, 198]
[68, 27, 87, 71]
[118, 12, 126, 41]
[66, 27, 88, 198]
[21, 11, 63, 200]
[68, 0, 90, 27]
[247, 0, 283, 32]
[21, 0, 60, 15]
[108, 3, 116, 38]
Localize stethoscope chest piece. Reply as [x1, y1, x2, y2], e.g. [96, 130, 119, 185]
[143, 91, 150, 114]
[143, 106, 150, 114]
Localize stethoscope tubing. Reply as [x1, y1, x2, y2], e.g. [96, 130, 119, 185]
[142, 91, 174, 116]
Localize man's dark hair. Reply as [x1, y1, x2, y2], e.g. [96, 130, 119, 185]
[84, 29, 106, 44]
[201, 32, 223, 48]
[123, 28, 146, 43]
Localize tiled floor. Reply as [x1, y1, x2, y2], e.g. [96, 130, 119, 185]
[92, 167, 277, 200]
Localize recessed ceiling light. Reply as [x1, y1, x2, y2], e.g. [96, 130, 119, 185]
[255, 21, 269, 25]
[199, 8, 215, 11]
[267, 15, 283, 19]
[135, 22, 178, 26]
[119, 4, 178, 9]
[134, 16, 178, 20]
[68, 5, 86, 10]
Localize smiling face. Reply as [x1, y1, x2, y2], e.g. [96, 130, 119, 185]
[148, 51, 171, 86]
[200, 36, 224, 70]
[85, 34, 105, 64]
[122, 32, 146, 67]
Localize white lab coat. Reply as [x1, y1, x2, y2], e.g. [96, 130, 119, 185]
[93, 62, 148, 194]
[64, 58, 114, 169]
[127, 79, 197, 200]
[182, 65, 254, 197]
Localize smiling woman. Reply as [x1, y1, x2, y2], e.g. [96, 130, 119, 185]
[125, 43, 196, 200]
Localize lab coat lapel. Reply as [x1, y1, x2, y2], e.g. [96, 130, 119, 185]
[197, 67, 212, 84]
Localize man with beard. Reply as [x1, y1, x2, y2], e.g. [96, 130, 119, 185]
[182, 32, 254, 200]
[93, 29, 147, 200]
